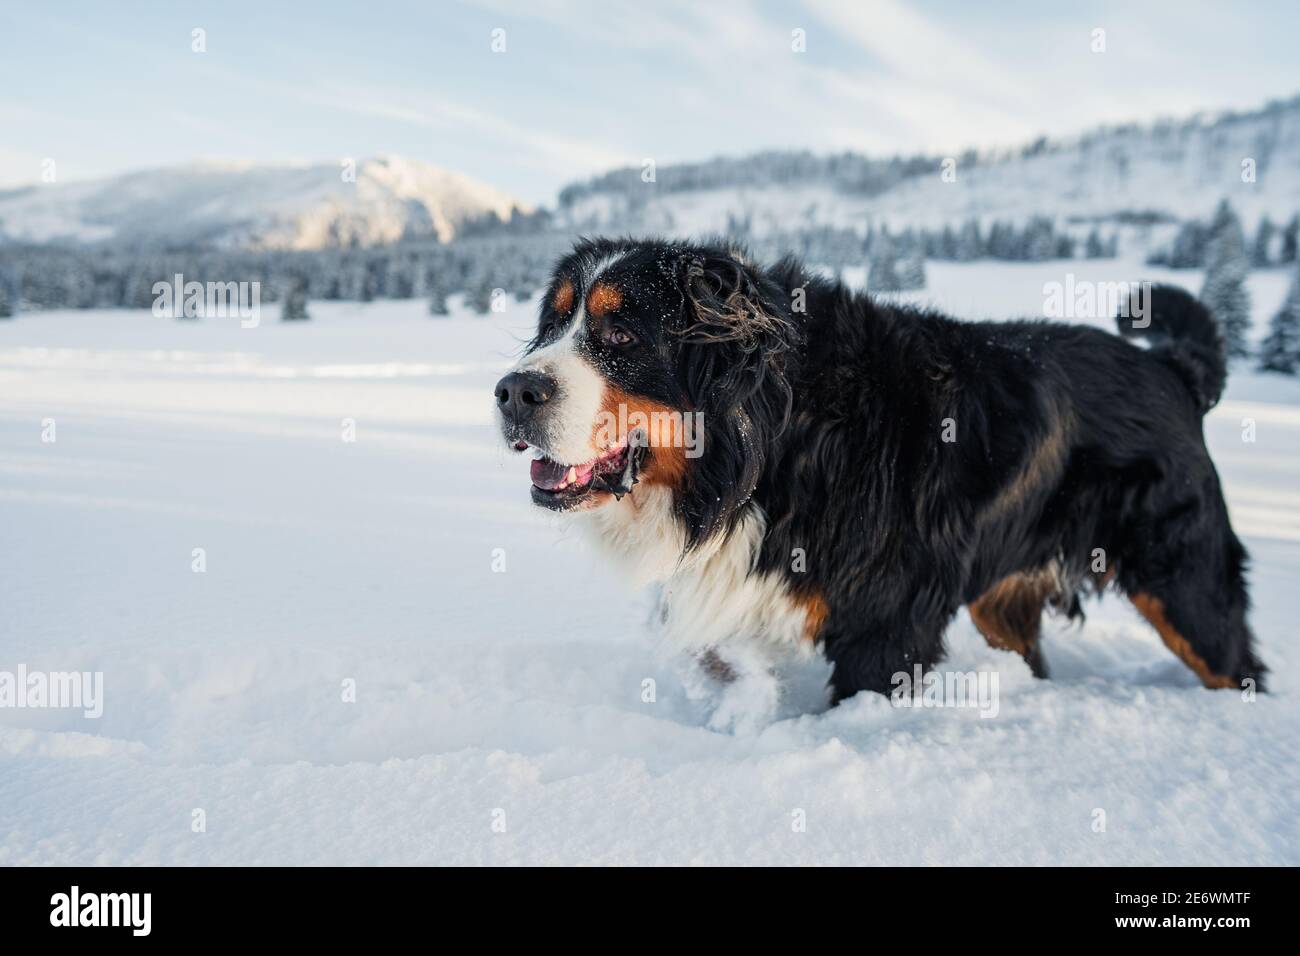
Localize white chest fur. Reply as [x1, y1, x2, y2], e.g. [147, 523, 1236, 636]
[579, 486, 817, 655]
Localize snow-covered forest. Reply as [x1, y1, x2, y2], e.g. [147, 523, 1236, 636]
[4, 95, 1300, 335]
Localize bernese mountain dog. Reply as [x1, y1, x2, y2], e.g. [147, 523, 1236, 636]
[494, 237, 1267, 706]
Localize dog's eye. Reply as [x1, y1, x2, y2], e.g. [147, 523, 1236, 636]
[607, 326, 637, 348]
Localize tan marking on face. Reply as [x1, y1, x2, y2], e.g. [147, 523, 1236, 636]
[1130, 592, 1236, 689]
[587, 281, 623, 318]
[598, 385, 689, 492]
[552, 280, 574, 314]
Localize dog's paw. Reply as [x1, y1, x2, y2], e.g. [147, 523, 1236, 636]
[705, 666, 781, 735]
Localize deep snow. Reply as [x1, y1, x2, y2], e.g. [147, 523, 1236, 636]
[1, 258, 1297, 865]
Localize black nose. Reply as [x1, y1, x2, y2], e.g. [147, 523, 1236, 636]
[495, 370, 556, 424]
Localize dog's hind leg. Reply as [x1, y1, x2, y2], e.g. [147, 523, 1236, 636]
[1118, 491, 1267, 691]
[968, 571, 1054, 678]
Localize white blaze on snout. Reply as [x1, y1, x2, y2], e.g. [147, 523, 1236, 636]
[510, 307, 606, 465]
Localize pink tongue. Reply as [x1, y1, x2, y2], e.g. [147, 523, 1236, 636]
[530, 457, 596, 490]
[531, 457, 569, 490]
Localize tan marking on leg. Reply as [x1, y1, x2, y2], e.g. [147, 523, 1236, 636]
[1130, 592, 1236, 689]
[969, 571, 1052, 660]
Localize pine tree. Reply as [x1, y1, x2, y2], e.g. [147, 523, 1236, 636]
[1022, 217, 1056, 261]
[896, 245, 927, 290]
[939, 225, 958, 260]
[1251, 216, 1276, 268]
[281, 277, 311, 321]
[1200, 200, 1251, 358]
[359, 266, 376, 302]
[1258, 261, 1300, 374]
[386, 257, 414, 299]
[1168, 219, 1208, 267]
[955, 220, 983, 261]
[1207, 198, 1235, 240]
[986, 221, 1013, 259]
[428, 281, 450, 317]
[467, 274, 494, 315]
[1085, 228, 1105, 259]
[867, 232, 902, 292]
[1281, 215, 1300, 264]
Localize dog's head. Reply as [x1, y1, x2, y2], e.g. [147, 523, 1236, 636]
[494, 237, 798, 549]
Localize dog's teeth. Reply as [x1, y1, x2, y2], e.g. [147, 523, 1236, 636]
[567, 467, 578, 483]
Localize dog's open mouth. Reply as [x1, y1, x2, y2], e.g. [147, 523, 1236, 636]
[532, 443, 628, 494]
[514, 432, 647, 511]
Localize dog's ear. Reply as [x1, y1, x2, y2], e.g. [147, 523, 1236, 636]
[671, 250, 798, 550]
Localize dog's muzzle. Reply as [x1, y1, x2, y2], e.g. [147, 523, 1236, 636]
[494, 370, 556, 430]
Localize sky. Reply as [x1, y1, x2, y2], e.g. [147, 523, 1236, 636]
[2, 0, 1298, 205]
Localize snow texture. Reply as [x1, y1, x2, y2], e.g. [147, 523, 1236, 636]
[1, 259, 1297, 865]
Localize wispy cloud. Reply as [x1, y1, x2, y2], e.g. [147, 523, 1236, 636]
[297, 85, 635, 176]
[0, 0, 1295, 199]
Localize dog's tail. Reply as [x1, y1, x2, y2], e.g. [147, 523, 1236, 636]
[1116, 284, 1227, 414]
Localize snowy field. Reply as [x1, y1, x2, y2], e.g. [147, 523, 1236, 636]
[1, 258, 1297, 865]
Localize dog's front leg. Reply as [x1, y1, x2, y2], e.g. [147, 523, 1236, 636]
[821, 619, 947, 705]
[688, 643, 781, 733]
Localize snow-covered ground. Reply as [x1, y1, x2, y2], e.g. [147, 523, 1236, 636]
[1, 258, 1297, 865]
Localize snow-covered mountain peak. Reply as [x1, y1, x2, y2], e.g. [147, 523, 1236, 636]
[0, 155, 527, 249]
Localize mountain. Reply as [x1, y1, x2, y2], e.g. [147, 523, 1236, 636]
[555, 95, 1300, 237]
[3, 95, 1298, 256]
[0, 155, 527, 250]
